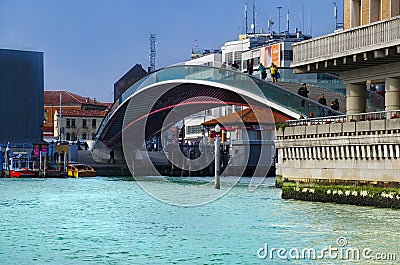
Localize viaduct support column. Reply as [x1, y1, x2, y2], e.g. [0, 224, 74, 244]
[346, 83, 367, 115]
[385, 78, 400, 112]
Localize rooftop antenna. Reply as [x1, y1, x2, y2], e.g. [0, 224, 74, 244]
[277, 6, 282, 33]
[252, 0, 256, 34]
[244, 3, 248, 35]
[287, 9, 290, 33]
[302, 0, 305, 32]
[149, 33, 156, 73]
[192, 40, 199, 55]
[268, 19, 274, 34]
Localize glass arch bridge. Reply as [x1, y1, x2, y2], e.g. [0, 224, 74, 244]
[92, 64, 341, 161]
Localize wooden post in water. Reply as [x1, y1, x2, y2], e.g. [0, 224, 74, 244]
[39, 151, 42, 177]
[43, 155, 47, 178]
[170, 152, 175, 176]
[214, 124, 221, 189]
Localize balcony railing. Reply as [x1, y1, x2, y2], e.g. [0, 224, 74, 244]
[292, 15, 400, 67]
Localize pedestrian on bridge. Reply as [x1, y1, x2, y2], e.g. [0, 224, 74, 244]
[219, 62, 227, 79]
[269, 63, 278, 82]
[330, 99, 340, 113]
[231, 61, 239, 70]
[247, 60, 254, 75]
[318, 94, 327, 117]
[257, 63, 267, 80]
[298, 83, 309, 107]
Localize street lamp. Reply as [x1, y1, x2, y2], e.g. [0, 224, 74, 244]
[214, 124, 221, 189]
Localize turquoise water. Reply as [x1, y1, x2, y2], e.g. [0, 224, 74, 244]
[1, 177, 399, 264]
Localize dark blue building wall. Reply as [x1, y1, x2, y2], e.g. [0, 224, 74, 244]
[0, 49, 44, 145]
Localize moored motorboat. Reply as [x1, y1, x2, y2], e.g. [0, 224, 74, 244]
[66, 164, 96, 178]
[5, 156, 37, 178]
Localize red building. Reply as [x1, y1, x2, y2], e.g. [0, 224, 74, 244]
[44, 91, 111, 140]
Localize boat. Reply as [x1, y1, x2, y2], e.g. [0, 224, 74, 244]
[66, 164, 96, 178]
[5, 155, 37, 178]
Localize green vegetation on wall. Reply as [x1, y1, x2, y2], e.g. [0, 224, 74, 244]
[282, 182, 400, 209]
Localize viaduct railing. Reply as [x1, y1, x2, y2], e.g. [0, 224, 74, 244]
[292, 15, 400, 67]
[286, 110, 400, 127]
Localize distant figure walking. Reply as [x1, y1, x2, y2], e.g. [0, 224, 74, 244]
[270, 63, 278, 82]
[247, 60, 254, 75]
[231, 61, 239, 70]
[231, 61, 240, 80]
[219, 62, 227, 78]
[257, 63, 267, 80]
[330, 99, 340, 112]
[108, 150, 115, 164]
[318, 94, 327, 117]
[298, 83, 309, 107]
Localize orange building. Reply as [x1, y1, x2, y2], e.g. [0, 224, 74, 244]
[44, 91, 111, 140]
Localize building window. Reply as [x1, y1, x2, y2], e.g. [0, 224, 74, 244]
[225, 52, 233, 65]
[66, 133, 71, 141]
[82, 133, 87, 140]
[66, 118, 71, 128]
[82, 119, 87, 128]
[187, 125, 202, 135]
[92, 119, 96, 129]
[282, 50, 293, 60]
[71, 119, 76, 128]
[350, 0, 361, 27]
[71, 133, 76, 141]
[392, 0, 400, 17]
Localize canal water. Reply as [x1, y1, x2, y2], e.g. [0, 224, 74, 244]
[0, 177, 399, 264]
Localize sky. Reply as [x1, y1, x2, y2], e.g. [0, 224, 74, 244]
[0, 0, 343, 102]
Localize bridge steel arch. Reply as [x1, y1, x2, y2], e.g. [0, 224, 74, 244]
[92, 65, 341, 164]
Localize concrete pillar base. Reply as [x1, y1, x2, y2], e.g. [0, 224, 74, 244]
[346, 83, 367, 115]
[385, 78, 400, 112]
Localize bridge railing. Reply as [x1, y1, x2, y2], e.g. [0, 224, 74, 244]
[96, 65, 342, 140]
[286, 110, 400, 126]
[292, 15, 400, 67]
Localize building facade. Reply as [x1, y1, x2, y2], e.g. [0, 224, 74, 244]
[292, 1, 400, 114]
[344, 0, 400, 29]
[114, 64, 148, 102]
[54, 109, 107, 142]
[278, 1, 400, 207]
[0, 49, 44, 146]
[44, 91, 110, 140]
[202, 108, 288, 175]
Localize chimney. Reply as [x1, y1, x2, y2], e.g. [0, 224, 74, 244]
[86, 97, 90, 103]
[93, 98, 97, 104]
